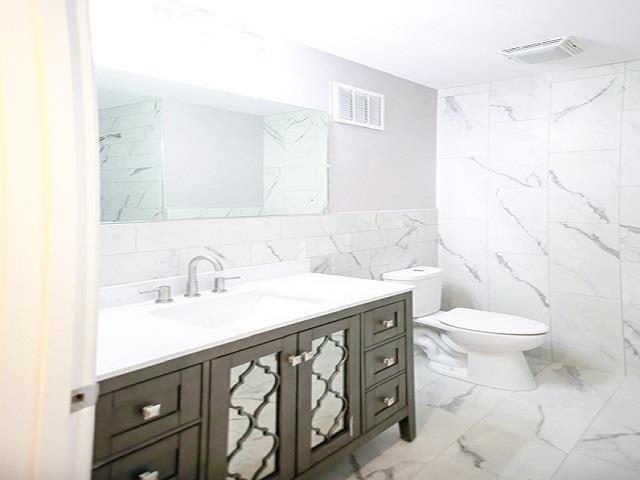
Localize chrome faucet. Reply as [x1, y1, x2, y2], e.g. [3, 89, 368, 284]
[184, 255, 224, 297]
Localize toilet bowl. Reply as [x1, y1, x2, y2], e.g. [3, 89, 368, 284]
[383, 267, 549, 391]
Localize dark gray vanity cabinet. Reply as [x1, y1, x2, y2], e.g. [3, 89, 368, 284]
[92, 292, 415, 480]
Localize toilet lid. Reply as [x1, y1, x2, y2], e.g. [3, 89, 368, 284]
[440, 308, 549, 335]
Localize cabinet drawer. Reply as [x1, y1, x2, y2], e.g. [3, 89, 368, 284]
[364, 337, 406, 388]
[94, 365, 202, 460]
[362, 302, 406, 347]
[92, 426, 199, 480]
[364, 374, 407, 431]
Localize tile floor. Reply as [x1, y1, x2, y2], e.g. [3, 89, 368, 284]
[317, 350, 640, 480]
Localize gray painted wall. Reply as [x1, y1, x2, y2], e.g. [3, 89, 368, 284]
[270, 43, 438, 213]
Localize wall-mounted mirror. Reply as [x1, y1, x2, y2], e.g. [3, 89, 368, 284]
[98, 70, 329, 223]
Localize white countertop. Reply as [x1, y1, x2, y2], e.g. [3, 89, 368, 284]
[96, 273, 412, 381]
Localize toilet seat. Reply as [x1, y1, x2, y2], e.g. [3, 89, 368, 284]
[440, 308, 548, 336]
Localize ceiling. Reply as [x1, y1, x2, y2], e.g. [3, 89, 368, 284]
[217, 0, 640, 89]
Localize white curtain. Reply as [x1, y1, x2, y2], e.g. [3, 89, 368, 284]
[0, 0, 99, 478]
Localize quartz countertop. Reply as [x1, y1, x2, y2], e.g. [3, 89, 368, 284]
[96, 273, 412, 381]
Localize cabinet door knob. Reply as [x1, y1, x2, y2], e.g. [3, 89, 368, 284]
[141, 403, 162, 420]
[382, 357, 396, 367]
[380, 319, 395, 329]
[139, 471, 159, 480]
[383, 396, 396, 407]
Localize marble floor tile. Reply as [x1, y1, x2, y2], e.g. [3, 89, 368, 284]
[574, 396, 640, 472]
[512, 364, 623, 415]
[419, 375, 511, 422]
[442, 420, 566, 480]
[412, 457, 510, 480]
[413, 348, 445, 391]
[552, 453, 640, 480]
[477, 397, 596, 453]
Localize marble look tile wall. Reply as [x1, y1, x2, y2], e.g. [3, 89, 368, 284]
[99, 100, 164, 222]
[100, 209, 438, 287]
[437, 60, 640, 375]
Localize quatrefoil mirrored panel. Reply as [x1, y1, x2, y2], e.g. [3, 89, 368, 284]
[310, 330, 349, 448]
[227, 353, 280, 480]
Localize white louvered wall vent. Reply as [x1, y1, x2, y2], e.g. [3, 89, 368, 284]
[332, 82, 385, 130]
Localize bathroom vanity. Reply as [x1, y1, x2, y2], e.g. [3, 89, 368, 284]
[92, 274, 415, 480]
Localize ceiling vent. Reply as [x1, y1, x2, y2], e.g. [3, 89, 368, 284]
[499, 36, 584, 64]
[332, 82, 384, 130]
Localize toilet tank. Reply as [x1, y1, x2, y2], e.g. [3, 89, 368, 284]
[382, 266, 442, 317]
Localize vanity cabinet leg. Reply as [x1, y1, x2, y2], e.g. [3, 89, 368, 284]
[399, 415, 416, 442]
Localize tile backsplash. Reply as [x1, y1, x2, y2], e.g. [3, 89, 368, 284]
[100, 209, 438, 287]
[436, 60, 640, 376]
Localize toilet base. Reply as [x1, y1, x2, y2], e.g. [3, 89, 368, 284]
[416, 324, 540, 391]
[467, 350, 537, 391]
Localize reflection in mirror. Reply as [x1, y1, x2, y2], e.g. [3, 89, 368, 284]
[98, 70, 329, 223]
[310, 331, 348, 448]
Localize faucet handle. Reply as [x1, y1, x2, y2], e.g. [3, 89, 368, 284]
[212, 276, 241, 293]
[139, 285, 174, 303]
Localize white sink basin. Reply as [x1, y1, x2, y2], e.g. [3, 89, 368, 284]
[150, 290, 324, 329]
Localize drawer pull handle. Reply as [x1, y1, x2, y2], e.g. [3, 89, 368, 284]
[382, 357, 396, 367]
[139, 471, 159, 480]
[380, 319, 395, 329]
[141, 403, 162, 421]
[383, 396, 396, 407]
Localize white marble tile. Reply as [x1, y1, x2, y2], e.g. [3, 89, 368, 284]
[438, 157, 488, 219]
[620, 187, 640, 262]
[250, 239, 307, 264]
[412, 457, 507, 480]
[443, 419, 566, 480]
[622, 262, 640, 377]
[512, 363, 623, 415]
[100, 224, 137, 256]
[439, 84, 490, 98]
[551, 292, 624, 374]
[442, 280, 489, 310]
[575, 396, 640, 472]
[438, 219, 487, 284]
[322, 212, 377, 235]
[549, 222, 620, 298]
[549, 150, 620, 223]
[611, 376, 640, 405]
[413, 348, 446, 391]
[476, 396, 595, 453]
[490, 74, 551, 122]
[488, 119, 549, 187]
[437, 91, 489, 158]
[550, 72, 624, 152]
[420, 376, 511, 421]
[100, 250, 180, 286]
[624, 60, 640, 111]
[553, 63, 625, 82]
[552, 452, 640, 480]
[488, 187, 548, 255]
[621, 110, 640, 186]
[489, 252, 550, 324]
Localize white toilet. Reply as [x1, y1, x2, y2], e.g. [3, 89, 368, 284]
[383, 266, 549, 391]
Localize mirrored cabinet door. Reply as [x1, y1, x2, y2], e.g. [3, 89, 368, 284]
[296, 316, 361, 472]
[209, 337, 298, 480]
